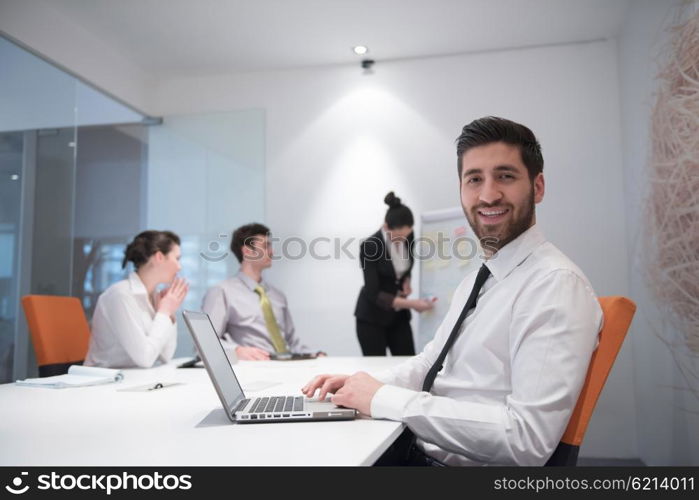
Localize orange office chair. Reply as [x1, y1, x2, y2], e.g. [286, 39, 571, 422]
[21, 295, 91, 377]
[545, 296, 636, 466]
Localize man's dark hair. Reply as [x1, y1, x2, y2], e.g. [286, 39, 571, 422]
[230, 223, 270, 263]
[456, 116, 543, 180]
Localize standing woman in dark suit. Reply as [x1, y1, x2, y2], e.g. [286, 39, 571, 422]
[355, 192, 435, 356]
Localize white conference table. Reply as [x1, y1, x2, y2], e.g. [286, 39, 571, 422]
[1, 356, 407, 466]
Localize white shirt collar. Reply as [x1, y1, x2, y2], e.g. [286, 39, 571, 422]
[484, 224, 546, 282]
[381, 227, 404, 249]
[380, 227, 390, 246]
[237, 270, 267, 292]
[128, 272, 148, 296]
[127, 271, 157, 315]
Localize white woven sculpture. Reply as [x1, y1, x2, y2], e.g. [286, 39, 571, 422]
[647, 3, 699, 401]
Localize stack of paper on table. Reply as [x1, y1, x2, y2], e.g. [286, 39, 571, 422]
[16, 365, 123, 388]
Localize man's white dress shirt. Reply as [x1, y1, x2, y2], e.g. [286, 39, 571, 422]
[85, 272, 177, 368]
[370, 225, 603, 466]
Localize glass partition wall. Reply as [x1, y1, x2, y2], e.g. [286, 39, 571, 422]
[0, 131, 24, 383]
[0, 35, 265, 381]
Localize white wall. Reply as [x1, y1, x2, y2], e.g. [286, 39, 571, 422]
[147, 110, 266, 357]
[618, 0, 699, 466]
[0, 36, 144, 132]
[152, 39, 637, 459]
[0, 0, 151, 114]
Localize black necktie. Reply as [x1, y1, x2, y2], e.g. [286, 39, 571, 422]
[421, 263, 491, 392]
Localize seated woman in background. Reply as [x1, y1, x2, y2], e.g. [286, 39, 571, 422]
[85, 230, 188, 368]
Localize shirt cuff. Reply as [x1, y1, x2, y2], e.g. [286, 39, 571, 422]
[220, 334, 239, 350]
[371, 369, 396, 385]
[377, 291, 396, 310]
[153, 312, 174, 331]
[370, 384, 420, 421]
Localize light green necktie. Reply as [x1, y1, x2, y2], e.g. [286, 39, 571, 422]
[254, 285, 288, 353]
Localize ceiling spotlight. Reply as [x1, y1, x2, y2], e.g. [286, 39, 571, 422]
[353, 45, 369, 55]
[10, 174, 19, 181]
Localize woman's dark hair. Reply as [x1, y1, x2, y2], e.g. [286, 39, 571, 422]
[122, 230, 181, 269]
[384, 192, 414, 229]
[230, 223, 270, 263]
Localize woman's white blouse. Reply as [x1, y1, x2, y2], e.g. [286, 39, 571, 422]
[85, 272, 177, 368]
[381, 228, 411, 278]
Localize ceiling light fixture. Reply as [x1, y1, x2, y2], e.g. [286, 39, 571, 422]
[353, 45, 369, 55]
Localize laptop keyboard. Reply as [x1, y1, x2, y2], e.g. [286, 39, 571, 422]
[248, 396, 304, 413]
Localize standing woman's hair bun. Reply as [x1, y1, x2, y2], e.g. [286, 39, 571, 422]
[122, 230, 181, 269]
[383, 191, 414, 229]
[384, 191, 402, 208]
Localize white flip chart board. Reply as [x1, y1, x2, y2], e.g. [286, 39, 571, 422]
[417, 207, 482, 351]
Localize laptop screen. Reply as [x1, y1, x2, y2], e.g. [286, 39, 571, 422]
[183, 310, 245, 412]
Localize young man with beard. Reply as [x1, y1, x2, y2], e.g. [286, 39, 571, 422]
[302, 117, 602, 466]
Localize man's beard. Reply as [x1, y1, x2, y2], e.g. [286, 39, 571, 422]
[464, 187, 535, 256]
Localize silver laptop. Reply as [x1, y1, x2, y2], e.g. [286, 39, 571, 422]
[182, 310, 357, 423]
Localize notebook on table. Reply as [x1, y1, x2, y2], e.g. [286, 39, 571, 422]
[16, 365, 123, 389]
[182, 310, 356, 423]
[270, 352, 317, 360]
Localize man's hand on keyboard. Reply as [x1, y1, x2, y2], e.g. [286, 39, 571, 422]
[330, 372, 383, 417]
[301, 374, 349, 401]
